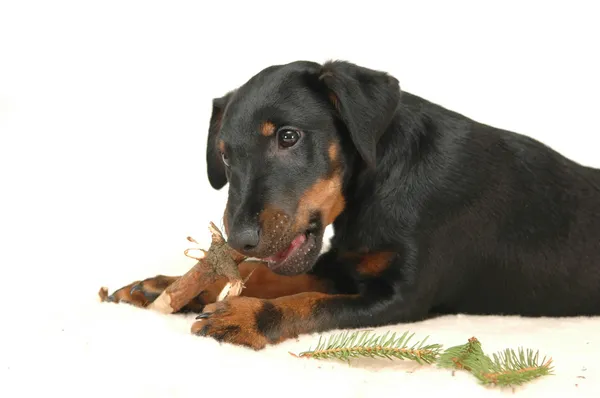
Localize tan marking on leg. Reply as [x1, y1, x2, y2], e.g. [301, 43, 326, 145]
[356, 252, 395, 275]
[198, 260, 329, 304]
[272, 292, 358, 339]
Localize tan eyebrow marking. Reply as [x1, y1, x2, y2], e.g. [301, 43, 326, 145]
[260, 121, 276, 137]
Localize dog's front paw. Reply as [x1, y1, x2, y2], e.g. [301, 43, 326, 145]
[191, 297, 283, 350]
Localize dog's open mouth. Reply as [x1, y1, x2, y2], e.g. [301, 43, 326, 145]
[261, 222, 322, 275]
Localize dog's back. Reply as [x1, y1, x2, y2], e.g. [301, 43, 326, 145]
[395, 93, 600, 317]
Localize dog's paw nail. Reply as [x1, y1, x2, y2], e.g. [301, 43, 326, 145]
[195, 313, 211, 319]
[130, 284, 143, 295]
[193, 324, 210, 336]
[130, 284, 158, 301]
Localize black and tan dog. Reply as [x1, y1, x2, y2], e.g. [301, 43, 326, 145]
[110, 60, 600, 349]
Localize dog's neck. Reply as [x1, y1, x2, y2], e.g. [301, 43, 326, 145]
[331, 92, 459, 253]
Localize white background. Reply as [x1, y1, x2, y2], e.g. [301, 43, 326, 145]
[1, 0, 599, 316]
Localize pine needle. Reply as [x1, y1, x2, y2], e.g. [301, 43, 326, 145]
[474, 348, 554, 386]
[297, 330, 442, 364]
[437, 337, 493, 371]
[438, 337, 554, 387]
[294, 331, 554, 388]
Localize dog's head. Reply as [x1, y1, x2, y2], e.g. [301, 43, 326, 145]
[206, 60, 400, 275]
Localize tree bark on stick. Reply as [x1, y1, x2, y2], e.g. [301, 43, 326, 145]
[147, 222, 248, 314]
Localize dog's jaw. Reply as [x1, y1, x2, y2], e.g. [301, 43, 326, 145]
[262, 227, 324, 276]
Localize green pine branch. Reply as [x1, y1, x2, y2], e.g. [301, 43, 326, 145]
[437, 337, 554, 386]
[476, 346, 554, 386]
[295, 330, 442, 365]
[293, 331, 554, 388]
[437, 336, 493, 371]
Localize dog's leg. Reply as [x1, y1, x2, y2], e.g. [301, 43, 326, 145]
[106, 261, 330, 313]
[191, 290, 427, 350]
[105, 275, 189, 309]
[189, 249, 433, 349]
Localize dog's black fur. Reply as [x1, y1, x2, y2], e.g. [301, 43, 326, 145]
[113, 60, 600, 349]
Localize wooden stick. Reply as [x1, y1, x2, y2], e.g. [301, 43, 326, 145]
[147, 222, 248, 314]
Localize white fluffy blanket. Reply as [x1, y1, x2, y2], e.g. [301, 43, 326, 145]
[3, 280, 598, 398]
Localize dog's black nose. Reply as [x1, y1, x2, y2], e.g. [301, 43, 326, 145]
[227, 225, 260, 253]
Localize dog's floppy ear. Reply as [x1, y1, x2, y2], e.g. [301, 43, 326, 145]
[319, 61, 401, 169]
[206, 91, 234, 190]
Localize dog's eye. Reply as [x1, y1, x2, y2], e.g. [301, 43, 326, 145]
[278, 129, 301, 148]
[221, 152, 230, 167]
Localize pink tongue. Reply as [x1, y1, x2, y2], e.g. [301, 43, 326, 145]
[266, 234, 306, 262]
